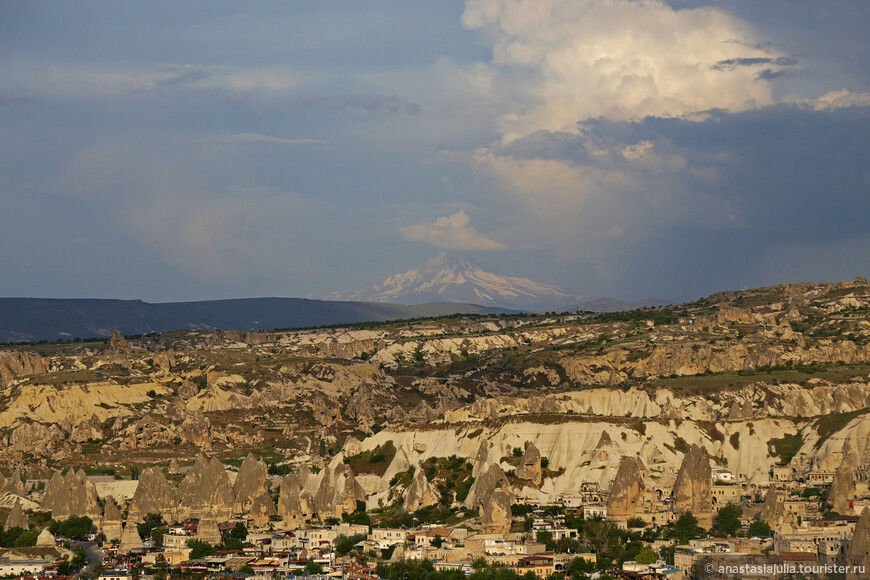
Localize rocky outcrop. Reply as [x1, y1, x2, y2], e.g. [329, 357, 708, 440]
[40, 471, 65, 513]
[4, 500, 27, 530]
[177, 379, 200, 399]
[0, 351, 49, 389]
[248, 491, 277, 527]
[758, 487, 785, 528]
[607, 457, 646, 519]
[179, 412, 212, 450]
[9, 422, 67, 456]
[36, 529, 56, 547]
[196, 513, 222, 544]
[128, 467, 179, 522]
[42, 470, 101, 521]
[233, 454, 275, 525]
[671, 444, 712, 527]
[312, 462, 366, 519]
[177, 456, 234, 520]
[515, 442, 542, 486]
[109, 330, 131, 354]
[101, 498, 123, 542]
[465, 463, 511, 510]
[828, 466, 855, 515]
[847, 508, 870, 580]
[277, 473, 313, 525]
[466, 463, 514, 533]
[480, 488, 513, 535]
[342, 436, 363, 457]
[403, 469, 440, 513]
[1, 470, 26, 497]
[560, 341, 870, 387]
[471, 440, 491, 479]
[119, 518, 143, 552]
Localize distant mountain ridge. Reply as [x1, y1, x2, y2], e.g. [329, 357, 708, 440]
[0, 297, 512, 343]
[319, 252, 581, 309]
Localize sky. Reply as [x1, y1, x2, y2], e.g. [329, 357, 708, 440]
[1, 0, 869, 303]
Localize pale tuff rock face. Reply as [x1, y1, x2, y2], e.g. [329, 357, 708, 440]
[467, 463, 514, 532]
[1, 470, 26, 497]
[4, 499, 27, 530]
[233, 453, 271, 508]
[101, 497, 123, 542]
[36, 528, 56, 547]
[607, 456, 646, 519]
[342, 436, 363, 457]
[480, 488, 513, 535]
[277, 473, 313, 524]
[196, 513, 222, 544]
[41, 469, 101, 521]
[248, 491, 277, 527]
[829, 466, 856, 515]
[233, 453, 276, 526]
[128, 467, 179, 522]
[109, 330, 131, 354]
[0, 351, 49, 389]
[179, 412, 212, 450]
[312, 462, 366, 519]
[671, 444, 712, 526]
[119, 519, 143, 552]
[177, 456, 235, 521]
[515, 441, 542, 486]
[177, 379, 200, 399]
[471, 440, 491, 479]
[758, 487, 785, 528]
[403, 469, 440, 513]
[847, 508, 870, 580]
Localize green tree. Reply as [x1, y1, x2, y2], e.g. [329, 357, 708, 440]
[667, 512, 706, 544]
[747, 520, 773, 538]
[659, 544, 676, 565]
[334, 533, 366, 555]
[230, 521, 248, 541]
[634, 546, 657, 564]
[716, 504, 742, 537]
[305, 562, 323, 575]
[568, 556, 596, 576]
[57, 548, 87, 575]
[431, 535, 443, 548]
[151, 529, 163, 547]
[137, 513, 165, 541]
[50, 515, 95, 540]
[187, 539, 215, 560]
[11, 529, 39, 547]
[536, 530, 555, 550]
[238, 565, 254, 574]
[224, 537, 244, 551]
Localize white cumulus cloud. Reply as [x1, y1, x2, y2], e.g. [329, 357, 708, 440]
[400, 210, 507, 250]
[461, 0, 794, 141]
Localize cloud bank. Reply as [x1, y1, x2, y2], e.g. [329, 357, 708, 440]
[461, 0, 795, 140]
[400, 210, 507, 250]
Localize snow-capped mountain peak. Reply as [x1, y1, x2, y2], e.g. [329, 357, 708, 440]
[318, 252, 581, 309]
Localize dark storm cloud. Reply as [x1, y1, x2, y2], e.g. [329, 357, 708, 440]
[712, 56, 798, 70]
[474, 103, 870, 299]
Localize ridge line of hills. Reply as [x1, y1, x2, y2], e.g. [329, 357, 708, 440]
[0, 297, 514, 344]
